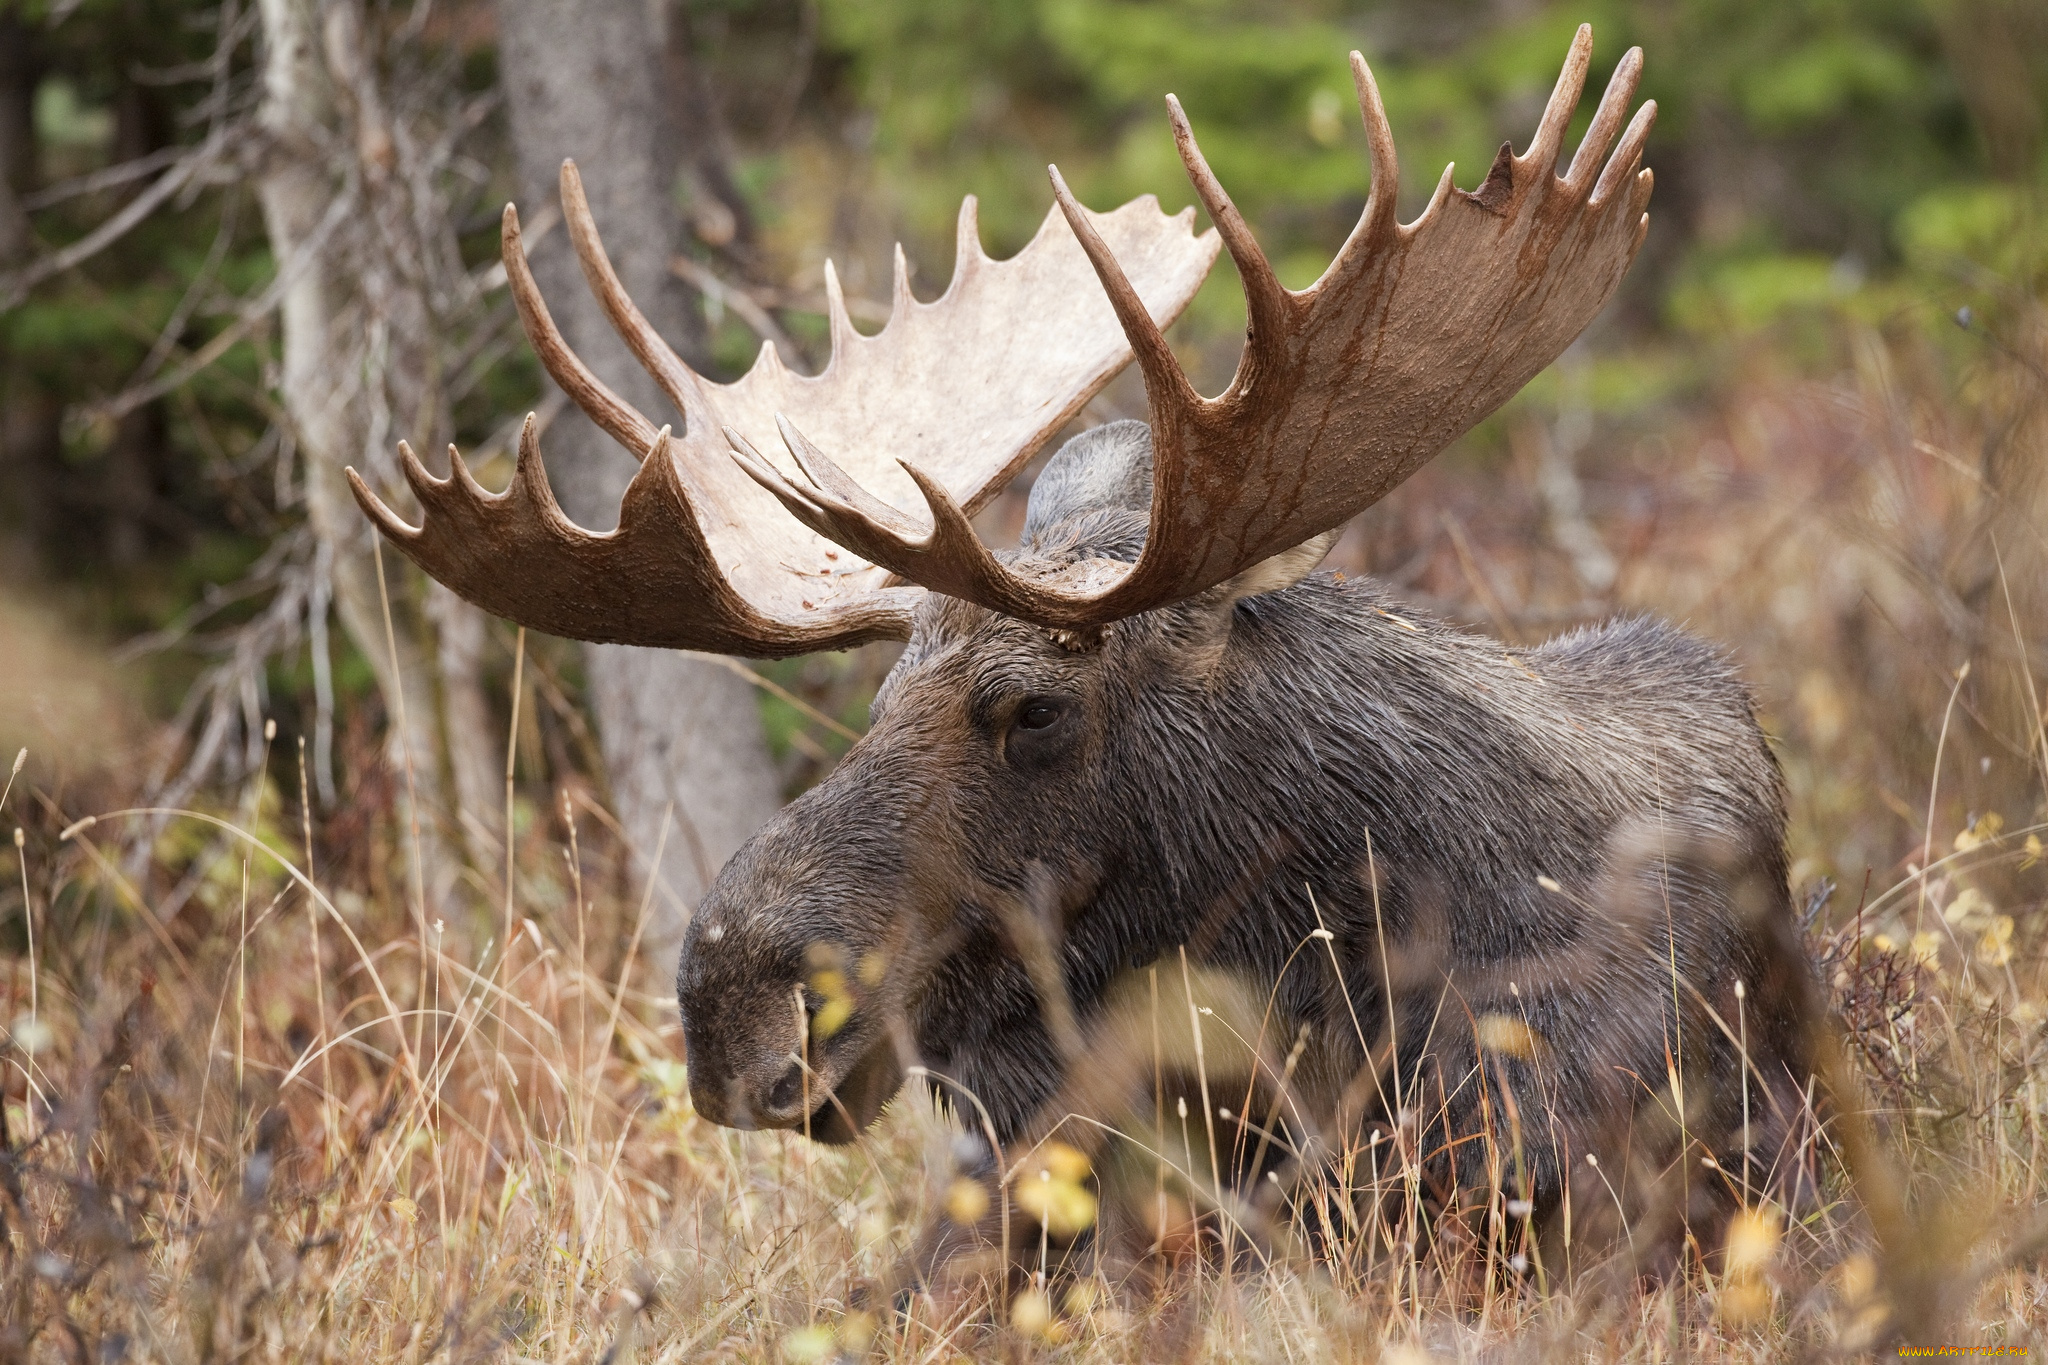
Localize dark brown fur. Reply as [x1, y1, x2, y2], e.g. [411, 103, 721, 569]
[676, 422, 1813, 1261]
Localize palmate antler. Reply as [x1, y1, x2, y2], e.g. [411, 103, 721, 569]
[736, 25, 1656, 627]
[348, 165, 1219, 655]
[354, 25, 1653, 651]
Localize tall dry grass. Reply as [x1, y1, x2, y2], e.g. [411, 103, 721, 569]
[1, 302, 2045, 1360]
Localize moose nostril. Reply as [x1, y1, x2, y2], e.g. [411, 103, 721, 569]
[768, 1060, 806, 1114]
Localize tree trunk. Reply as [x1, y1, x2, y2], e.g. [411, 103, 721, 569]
[495, 0, 780, 968]
[0, 8, 37, 269]
[0, 12, 51, 543]
[254, 0, 504, 897]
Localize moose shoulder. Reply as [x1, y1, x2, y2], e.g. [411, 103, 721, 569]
[679, 421, 1811, 1240]
[349, 23, 1813, 1256]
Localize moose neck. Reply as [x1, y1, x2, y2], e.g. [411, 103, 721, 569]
[1097, 578, 1599, 966]
[910, 572, 1622, 1144]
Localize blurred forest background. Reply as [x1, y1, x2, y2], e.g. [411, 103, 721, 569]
[1, 0, 2043, 911]
[0, 0, 2045, 1357]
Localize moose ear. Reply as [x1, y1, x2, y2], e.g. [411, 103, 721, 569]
[1022, 420, 1155, 549]
[1211, 530, 1337, 605]
[1168, 529, 1338, 661]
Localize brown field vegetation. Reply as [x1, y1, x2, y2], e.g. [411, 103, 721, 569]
[3, 283, 2045, 1362]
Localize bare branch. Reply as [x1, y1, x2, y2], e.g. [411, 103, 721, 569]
[669, 253, 802, 366]
[18, 146, 185, 211]
[0, 132, 229, 310]
[79, 175, 358, 425]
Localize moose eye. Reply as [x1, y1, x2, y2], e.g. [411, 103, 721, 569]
[1016, 700, 1063, 731]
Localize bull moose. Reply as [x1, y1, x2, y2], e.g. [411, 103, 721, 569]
[352, 26, 1814, 1267]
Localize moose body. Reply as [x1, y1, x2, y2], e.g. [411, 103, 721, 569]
[676, 425, 1811, 1246]
[350, 22, 1802, 1259]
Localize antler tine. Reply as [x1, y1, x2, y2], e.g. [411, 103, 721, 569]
[1524, 24, 1594, 176]
[889, 244, 915, 326]
[730, 417, 1116, 620]
[1593, 97, 1657, 207]
[502, 202, 659, 458]
[774, 414, 922, 542]
[1165, 94, 1289, 347]
[894, 458, 1021, 585]
[726, 426, 925, 570]
[347, 441, 435, 543]
[1047, 164, 1199, 413]
[951, 194, 985, 290]
[396, 438, 441, 503]
[350, 469, 416, 545]
[1566, 46, 1645, 195]
[725, 426, 830, 519]
[443, 441, 493, 501]
[510, 413, 569, 523]
[560, 159, 702, 424]
[822, 260, 859, 366]
[1348, 52, 1400, 236]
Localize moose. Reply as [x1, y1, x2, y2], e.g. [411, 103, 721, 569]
[353, 26, 1814, 1268]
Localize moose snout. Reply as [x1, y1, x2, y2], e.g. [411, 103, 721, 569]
[684, 1013, 820, 1132]
[677, 807, 913, 1141]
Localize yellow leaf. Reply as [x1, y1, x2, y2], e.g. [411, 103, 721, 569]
[1942, 886, 1994, 926]
[944, 1177, 989, 1226]
[1953, 811, 2004, 852]
[1910, 932, 1943, 970]
[640, 1058, 688, 1099]
[387, 1198, 418, 1224]
[781, 1325, 835, 1362]
[1836, 1253, 1878, 1303]
[1719, 1276, 1773, 1325]
[1978, 915, 2015, 968]
[1029, 1140, 1091, 1184]
[1474, 1014, 1546, 1060]
[1724, 1206, 1782, 1275]
[1015, 1175, 1097, 1238]
[1840, 1301, 1892, 1353]
[1062, 1281, 1101, 1316]
[808, 968, 853, 1040]
[1010, 1287, 1053, 1337]
[840, 1311, 876, 1352]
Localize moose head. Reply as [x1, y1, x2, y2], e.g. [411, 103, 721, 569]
[351, 27, 1666, 1149]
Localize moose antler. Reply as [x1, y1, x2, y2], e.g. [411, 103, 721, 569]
[348, 163, 1220, 656]
[736, 26, 1656, 627]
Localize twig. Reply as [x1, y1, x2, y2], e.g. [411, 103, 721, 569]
[0, 131, 229, 309]
[697, 654, 862, 744]
[18, 146, 186, 211]
[1441, 511, 1524, 643]
[669, 254, 803, 365]
[81, 175, 358, 424]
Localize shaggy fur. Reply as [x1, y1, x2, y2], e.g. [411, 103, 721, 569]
[677, 421, 1812, 1253]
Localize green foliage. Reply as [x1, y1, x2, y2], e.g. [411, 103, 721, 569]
[1898, 181, 2043, 280]
[33, 77, 114, 149]
[1668, 252, 1849, 334]
[2, 0, 2039, 790]
[1735, 32, 1921, 132]
[802, 0, 2034, 382]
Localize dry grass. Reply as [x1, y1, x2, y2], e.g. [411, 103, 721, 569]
[2, 308, 2046, 1360]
